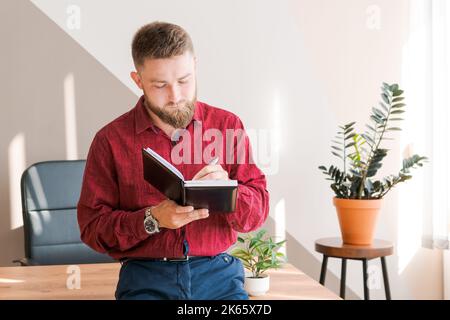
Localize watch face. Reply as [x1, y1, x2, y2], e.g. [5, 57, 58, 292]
[145, 217, 157, 233]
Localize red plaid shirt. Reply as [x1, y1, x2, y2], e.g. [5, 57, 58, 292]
[77, 96, 269, 259]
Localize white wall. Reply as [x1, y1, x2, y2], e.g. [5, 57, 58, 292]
[0, 0, 442, 299]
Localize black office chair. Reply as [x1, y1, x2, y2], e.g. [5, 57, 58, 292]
[14, 160, 115, 266]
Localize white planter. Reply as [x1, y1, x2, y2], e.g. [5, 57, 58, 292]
[244, 274, 270, 297]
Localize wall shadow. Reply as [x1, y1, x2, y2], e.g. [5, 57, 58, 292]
[0, 0, 137, 266]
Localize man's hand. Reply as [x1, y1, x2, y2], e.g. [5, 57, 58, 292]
[192, 164, 229, 180]
[150, 199, 209, 229]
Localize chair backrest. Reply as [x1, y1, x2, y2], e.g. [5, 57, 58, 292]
[20, 160, 115, 265]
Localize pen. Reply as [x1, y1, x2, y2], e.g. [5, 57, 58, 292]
[209, 157, 219, 165]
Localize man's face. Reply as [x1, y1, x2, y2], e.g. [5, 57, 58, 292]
[131, 51, 197, 128]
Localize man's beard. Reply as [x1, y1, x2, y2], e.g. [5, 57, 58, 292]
[144, 93, 196, 129]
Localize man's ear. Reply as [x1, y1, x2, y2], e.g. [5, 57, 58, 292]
[130, 71, 143, 90]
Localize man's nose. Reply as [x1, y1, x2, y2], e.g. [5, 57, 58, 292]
[167, 84, 181, 103]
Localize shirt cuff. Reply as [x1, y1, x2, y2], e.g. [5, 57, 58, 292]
[132, 207, 151, 241]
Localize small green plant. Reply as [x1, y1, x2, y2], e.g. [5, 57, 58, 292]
[231, 229, 286, 278]
[318, 82, 428, 199]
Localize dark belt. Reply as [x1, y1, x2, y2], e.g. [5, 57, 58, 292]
[120, 255, 215, 264]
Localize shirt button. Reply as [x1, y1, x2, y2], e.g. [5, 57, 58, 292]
[223, 256, 230, 263]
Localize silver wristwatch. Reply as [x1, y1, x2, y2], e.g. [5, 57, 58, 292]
[144, 207, 160, 235]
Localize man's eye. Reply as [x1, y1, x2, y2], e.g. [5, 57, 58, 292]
[155, 84, 166, 89]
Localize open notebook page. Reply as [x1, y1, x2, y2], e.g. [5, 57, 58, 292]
[144, 147, 184, 181]
[184, 180, 238, 187]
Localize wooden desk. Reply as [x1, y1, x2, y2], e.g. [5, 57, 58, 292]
[0, 262, 340, 300]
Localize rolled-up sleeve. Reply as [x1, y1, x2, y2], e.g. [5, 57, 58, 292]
[77, 132, 150, 254]
[225, 118, 269, 232]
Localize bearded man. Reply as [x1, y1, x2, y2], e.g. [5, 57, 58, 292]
[77, 21, 269, 300]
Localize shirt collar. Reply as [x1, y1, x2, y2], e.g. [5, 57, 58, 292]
[135, 95, 203, 135]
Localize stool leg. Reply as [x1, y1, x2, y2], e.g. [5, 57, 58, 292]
[319, 255, 328, 285]
[381, 257, 391, 300]
[340, 258, 347, 299]
[362, 258, 370, 300]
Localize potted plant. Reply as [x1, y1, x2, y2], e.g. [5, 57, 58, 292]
[231, 229, 286, 296]
[318, 83, 428, 245]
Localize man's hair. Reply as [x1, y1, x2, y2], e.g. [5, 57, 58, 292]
[132, 21, 194, 68]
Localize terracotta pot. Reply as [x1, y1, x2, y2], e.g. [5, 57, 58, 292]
[333, 197, 383, 245]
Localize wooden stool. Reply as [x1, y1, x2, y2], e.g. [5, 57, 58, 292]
[315, 237, 394, 300]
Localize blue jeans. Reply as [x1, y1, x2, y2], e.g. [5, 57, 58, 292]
[115, 253, 249, 300]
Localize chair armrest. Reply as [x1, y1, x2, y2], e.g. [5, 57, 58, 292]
[12, 258, 31, 266]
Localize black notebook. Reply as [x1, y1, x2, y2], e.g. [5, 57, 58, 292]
[142, 147, 237, 212]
